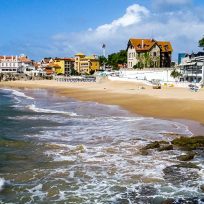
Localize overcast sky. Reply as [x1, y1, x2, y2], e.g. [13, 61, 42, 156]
[0, 0, 204, 61]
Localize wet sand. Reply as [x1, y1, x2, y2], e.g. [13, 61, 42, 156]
[1, 79, 204, 134]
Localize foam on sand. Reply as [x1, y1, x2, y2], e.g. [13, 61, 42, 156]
[0, 178, 5, 191]
[27, 104, 77, 116]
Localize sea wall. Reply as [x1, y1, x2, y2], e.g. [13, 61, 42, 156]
[119, 69, 176, 82]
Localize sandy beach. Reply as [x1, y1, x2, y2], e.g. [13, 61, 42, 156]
[1, 78, 204, 133]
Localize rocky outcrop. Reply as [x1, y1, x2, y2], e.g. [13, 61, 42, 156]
[171, 136, 204, 150]
[177, 151, 196, 161]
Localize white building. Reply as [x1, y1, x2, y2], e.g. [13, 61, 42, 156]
[179, 52, 204, 84]
[0, 54, 35, 74]
[0, 56, 21, 73]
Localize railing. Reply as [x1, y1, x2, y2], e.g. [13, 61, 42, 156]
[54, 76, 96, 82]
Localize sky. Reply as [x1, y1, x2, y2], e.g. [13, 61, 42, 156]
[0, 0, 204, 61]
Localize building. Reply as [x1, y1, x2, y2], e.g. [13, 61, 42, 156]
[127, 38, 173, 69]
[43, 63, 57, 75]
[179, 52, 204, 83]
[53, 58, 74, 75]
[178, 53, 187, 65]
[0, 54, 33, 73]
[74, 53, 100, 74]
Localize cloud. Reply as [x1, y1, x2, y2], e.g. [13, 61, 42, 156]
[50, 3, 204, 61]
[95, 4, 149, 34]
[51, 4, 150, 56]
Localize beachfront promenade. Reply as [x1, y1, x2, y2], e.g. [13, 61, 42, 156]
[54, 76, 96, 82]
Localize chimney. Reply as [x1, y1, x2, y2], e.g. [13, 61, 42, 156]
[142, 40, 144, 49]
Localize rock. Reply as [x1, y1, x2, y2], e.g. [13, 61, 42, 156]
[171, 136, 204, 150]
[163, 163, 200, 185]
[142, 141, 172, 152]
[143, 141, 160, 149]
[140, 149, 149, 155]
[176, 162, 200, 169]
[200, 184, 204, 192]
[158, 145, 173, 151]
[161, 198, 175, 204]
[177, 151, 196, 161]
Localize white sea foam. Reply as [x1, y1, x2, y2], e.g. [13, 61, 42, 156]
[0, 178, 5, 191]
[27, 184, 47, 201]
[11, 89, 34, 100]
[27, 104, 77, 116]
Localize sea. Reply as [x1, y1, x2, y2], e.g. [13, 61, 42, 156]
[0, 88, 204, 204]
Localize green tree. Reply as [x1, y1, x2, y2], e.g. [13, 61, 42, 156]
[170, 69, 182, 79]
[199, 36, 204, 50]
[98, 56, 107, 66]
[107, 50, 127, 69]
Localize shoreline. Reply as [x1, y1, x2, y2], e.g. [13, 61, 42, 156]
[1, 79, 204, 135]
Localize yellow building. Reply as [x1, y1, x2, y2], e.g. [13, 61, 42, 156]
[53, 58, 74, 75]
[74, 53, 100, 74]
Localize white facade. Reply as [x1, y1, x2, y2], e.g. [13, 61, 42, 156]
[0, 55, 35, 74]
[0, 56, 22, 73]
[119, 69, 176, 82]
[127, 46, 137, 69]
[180, 55, 204, 84]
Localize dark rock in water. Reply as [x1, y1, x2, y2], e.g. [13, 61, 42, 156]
[172, 136, 204, 150]
[200, 184, 204, 192]
[161, 197, 204, 204]
[117, 185, 158, 204]
[143, 141, 170, 151]
[140, 149, 149, 155]
[114, 198, 130, 204]
[143, 141, 160, 149]
[161, 198, 175, 204]
[163, 164, 199, 185]
[177, 152, 196, 161]
[158, 145, 173, 151]
[176, 162, 200, 169]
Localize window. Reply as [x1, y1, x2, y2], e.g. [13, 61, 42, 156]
[153, 52, 157, 57]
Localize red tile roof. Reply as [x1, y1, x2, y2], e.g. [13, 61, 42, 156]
[54, 57, 74, 61]
[46, 62, 61, 68]
[129, 39, 156, 51]
[157, 41, 173, 52]
[129, 38, 172, 52]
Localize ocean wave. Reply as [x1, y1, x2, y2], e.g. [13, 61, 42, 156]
[1, 88, 34, 100]
[0, 178, 5, 191]
[12, 90, 34, 100]
[27, 104, 78, 116]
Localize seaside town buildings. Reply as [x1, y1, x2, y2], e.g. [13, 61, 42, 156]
[127, 38, 173, 69]
[74, 53, 100, 74]
[53, 58, 74, 75]
[38, 54, 99, 75]
[0, 54, 35, 73]
[39, 57, 74, 76]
